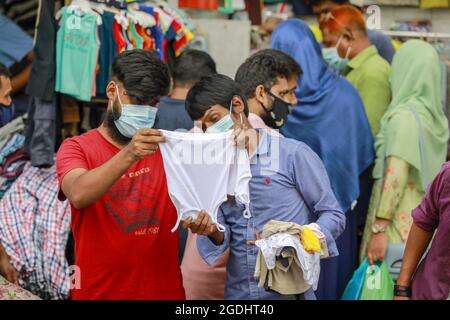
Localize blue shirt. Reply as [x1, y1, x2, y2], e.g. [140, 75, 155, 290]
[0, 103, 15, 127]
[154, 97, 194, 132]
[197, 131, 346, 300]
[367, 29, 395, 64]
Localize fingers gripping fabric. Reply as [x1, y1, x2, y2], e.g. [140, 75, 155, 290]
[158, 130, 252, 232]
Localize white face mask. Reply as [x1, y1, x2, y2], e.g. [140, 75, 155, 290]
[112, 84, 158, 138]
[206, 100, 240, 134]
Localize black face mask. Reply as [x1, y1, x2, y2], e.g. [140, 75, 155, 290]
[260, 92, 292, 129]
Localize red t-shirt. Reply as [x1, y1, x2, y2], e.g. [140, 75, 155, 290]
[56, 129, 185, 300]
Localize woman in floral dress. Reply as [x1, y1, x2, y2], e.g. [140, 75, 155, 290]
[360, 40, 449, 265]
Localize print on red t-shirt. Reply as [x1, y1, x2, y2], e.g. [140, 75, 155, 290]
[56, 129, 185, 300]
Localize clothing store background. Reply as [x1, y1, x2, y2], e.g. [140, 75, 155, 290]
[0, 0, 449, 300]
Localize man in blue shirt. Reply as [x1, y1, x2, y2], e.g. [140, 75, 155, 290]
[0, 63, 15, 127]
[182, 74, 346, 300]
[155, 49, 217, 132]
[308, 0, 395, 64]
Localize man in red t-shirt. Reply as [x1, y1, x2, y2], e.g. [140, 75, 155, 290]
[56, 50, 185, 300]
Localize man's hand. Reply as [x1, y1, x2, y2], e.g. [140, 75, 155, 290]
[181, 210, 224, 246]
[123, 129, 165, 161]
[0, 254, 19, 285]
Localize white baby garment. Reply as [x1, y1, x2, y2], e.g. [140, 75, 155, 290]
[158, 130, 252, 232]
[255, 232, 322, 290]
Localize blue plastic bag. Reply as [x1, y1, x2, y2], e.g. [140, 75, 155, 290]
[341, 259, 369, 300]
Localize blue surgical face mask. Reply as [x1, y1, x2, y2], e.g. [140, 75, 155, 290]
[322, 36, 351, 72]
[206, 100, 235, 134]
[113, 84, 158, 138]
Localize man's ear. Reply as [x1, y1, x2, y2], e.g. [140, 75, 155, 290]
[106, 81, 117, 101]
[254, 84, 266, 104]
[342, 29, 354, 42]
[232, 95, 245, 114]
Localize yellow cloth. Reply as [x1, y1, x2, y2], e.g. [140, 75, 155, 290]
[309, 25, 323, 44]
[392, 39, 402, 51]
[299, 227, 321, 253]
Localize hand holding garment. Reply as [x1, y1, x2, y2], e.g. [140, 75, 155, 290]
[158, 130, 252, 232]
[254, 220, 328, 292]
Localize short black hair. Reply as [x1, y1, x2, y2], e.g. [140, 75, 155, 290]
[235, 49, 302, 98]
[185, 74, 249, 121]
[307, 0, 349, 6]
[172, 49, 217, 87]
[111, 49, 170, 105]
[0, 63, 11, 90]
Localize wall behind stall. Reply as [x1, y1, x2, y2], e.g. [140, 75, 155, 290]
[190, 18, 251, 78]
[377, 6, 450, 32]
[302, 6, 450, 32]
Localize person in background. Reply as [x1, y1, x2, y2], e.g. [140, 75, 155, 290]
[271, 19, 374, 300]
[154, 49, 217, 132]
[235, 49, 301, 133]
[0, 241, 18, 285]
[56, 49, 185, 300]
[360, 41, 449, 270]
[183, 74, 346, 300]
[307, 0, 395, 64]
[395, 162, 450, 300]
[0, 63, 15, 127]
[0, 14, 34, 116]
[320, 5, 391, 137]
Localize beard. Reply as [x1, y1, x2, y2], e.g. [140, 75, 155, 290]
[103, 101, 132, 146]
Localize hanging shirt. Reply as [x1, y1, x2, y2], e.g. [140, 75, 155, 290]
[55, 7, 100, 102]
[158, 129, 252, 233]
[96, 11, 117, 97]
[344, 45, 392, 137]
[56, 129, 185, 300]
[196, 131, 346, 300]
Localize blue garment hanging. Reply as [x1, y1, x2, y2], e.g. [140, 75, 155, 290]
[271, 19, 375, 300]
[139, 5, 164, 60]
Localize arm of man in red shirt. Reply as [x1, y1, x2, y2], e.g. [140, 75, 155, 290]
[60, 128, 164, 209]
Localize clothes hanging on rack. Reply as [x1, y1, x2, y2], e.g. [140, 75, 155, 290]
[54, 1, 194, 102]
[25, 0, 58, 168]
[96, 11, 117, 96]
[55, 6, 100, 102]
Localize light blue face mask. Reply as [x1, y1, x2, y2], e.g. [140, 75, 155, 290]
[113, 85, 158, 138]
[322, 46, 349, 71]
[322, 36, 351, 72]
[206, 100, 235, 134]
